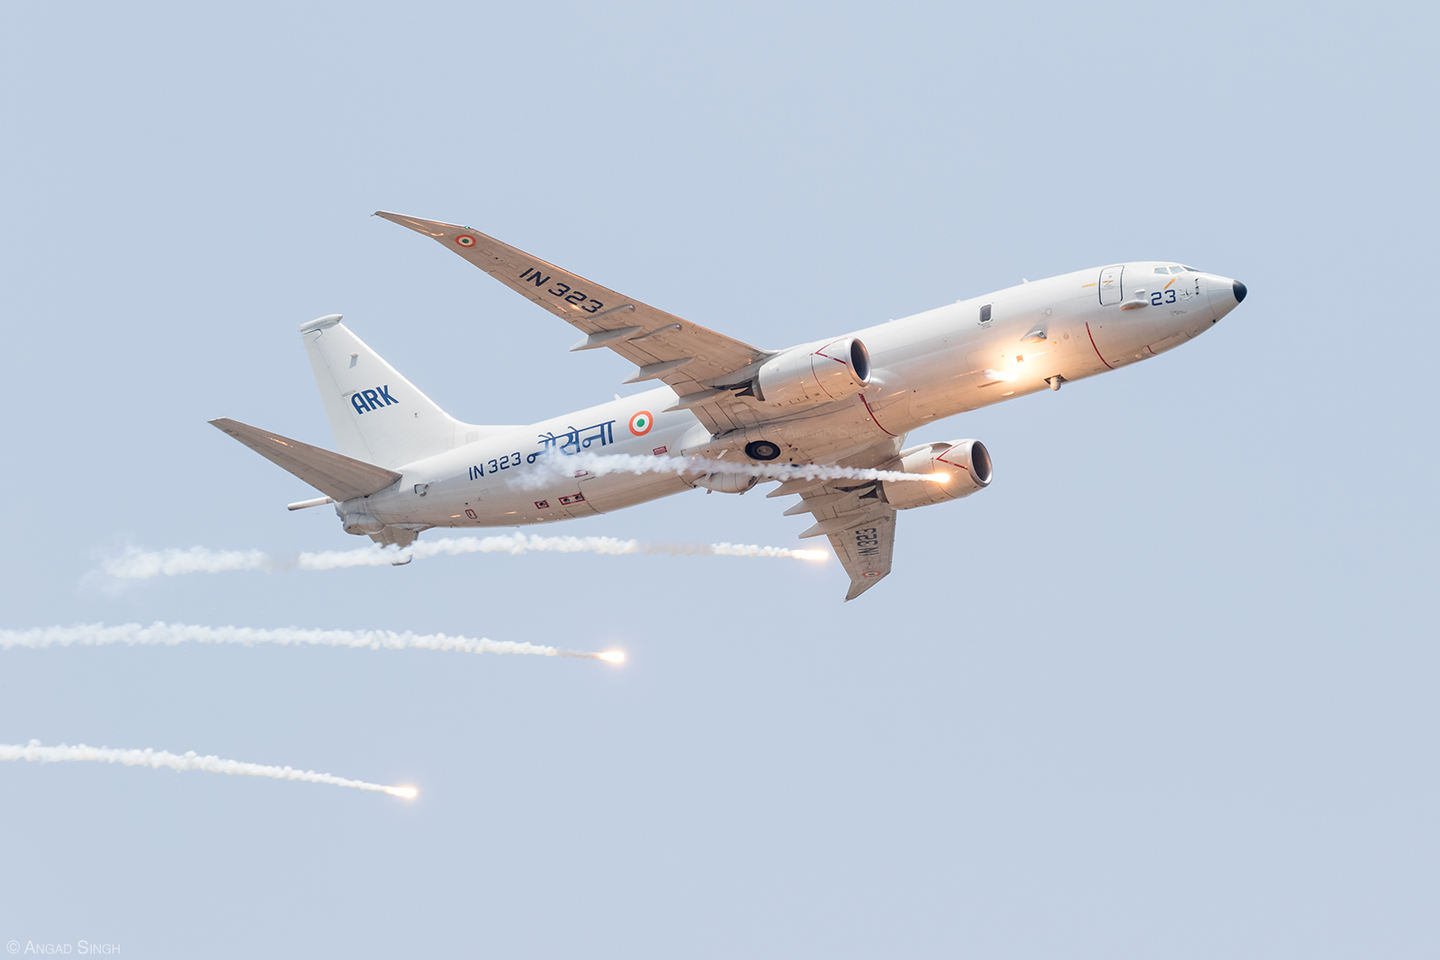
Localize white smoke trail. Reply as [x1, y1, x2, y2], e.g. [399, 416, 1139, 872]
[103, 546, 275, 577]
[0, 740, 417, 798]
[100, 535, 826, 579]
[297, 534, 826, 570]
[514, 450, 944, 490]
[0, 622, 622, 661]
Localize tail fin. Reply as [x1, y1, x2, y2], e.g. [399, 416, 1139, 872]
[301, 315, 486, 469]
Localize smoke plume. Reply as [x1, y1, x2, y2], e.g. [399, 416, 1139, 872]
[515, 450, 942, 489]
[1, 740, 417, 798]
[100, 535, 826, 580]
[0, 621, 620, 661]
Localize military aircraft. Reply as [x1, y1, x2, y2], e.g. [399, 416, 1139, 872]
[212, 212, 1246, 598]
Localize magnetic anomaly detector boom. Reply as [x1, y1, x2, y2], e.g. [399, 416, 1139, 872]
[212, 212, 1246, 599]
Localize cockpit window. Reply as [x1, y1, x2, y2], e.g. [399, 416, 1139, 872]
[1154, 267, 1170, 275]
[1169, 265, 1185, 274]
[1182, 265, 1199, 272]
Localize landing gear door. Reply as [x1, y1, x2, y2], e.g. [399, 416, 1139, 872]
[1099, 266, 1124, 305]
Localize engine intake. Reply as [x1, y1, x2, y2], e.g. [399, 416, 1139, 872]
[755, 337, 871, 405]
[879, 439, 992, 510]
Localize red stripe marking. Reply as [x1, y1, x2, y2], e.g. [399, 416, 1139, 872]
[859, 395, 896, 437]
[1085, 322, 1114, 370]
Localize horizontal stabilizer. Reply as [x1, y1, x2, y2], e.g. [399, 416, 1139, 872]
[209, 418, 402, 502]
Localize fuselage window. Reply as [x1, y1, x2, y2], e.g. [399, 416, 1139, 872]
[979, 303, 992, 324]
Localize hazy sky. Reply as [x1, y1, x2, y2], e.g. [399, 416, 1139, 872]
[2, 2, 1435, 957]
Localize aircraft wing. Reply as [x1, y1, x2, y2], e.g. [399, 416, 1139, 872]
[823, 509, 896, 600]
[375, 211, 772, 434]
[770, 441, 902, 600]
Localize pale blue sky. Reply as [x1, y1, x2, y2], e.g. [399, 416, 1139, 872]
[2, 2, 1436, 957]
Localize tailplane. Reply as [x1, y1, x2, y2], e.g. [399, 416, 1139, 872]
[208, 418, 401, 502]
[301, 315, 500, 469]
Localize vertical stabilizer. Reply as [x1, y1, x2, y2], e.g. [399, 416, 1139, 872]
[301, 315, 469, 469]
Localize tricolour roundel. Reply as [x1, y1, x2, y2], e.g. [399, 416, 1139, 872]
[454, 234, 477, 248]
[628, 410, 653, 436]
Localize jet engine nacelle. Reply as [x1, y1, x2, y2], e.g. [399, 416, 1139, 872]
[755, 337, 871, 405]
[879, 439, 992, 510]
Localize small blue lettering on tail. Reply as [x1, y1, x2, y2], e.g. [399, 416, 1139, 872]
[350, 385, 399, 415]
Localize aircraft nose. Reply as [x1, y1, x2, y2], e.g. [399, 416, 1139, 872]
[1206, 274, 1246, 321]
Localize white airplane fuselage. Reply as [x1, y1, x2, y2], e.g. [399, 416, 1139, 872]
[343, 262, 1244, 532]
